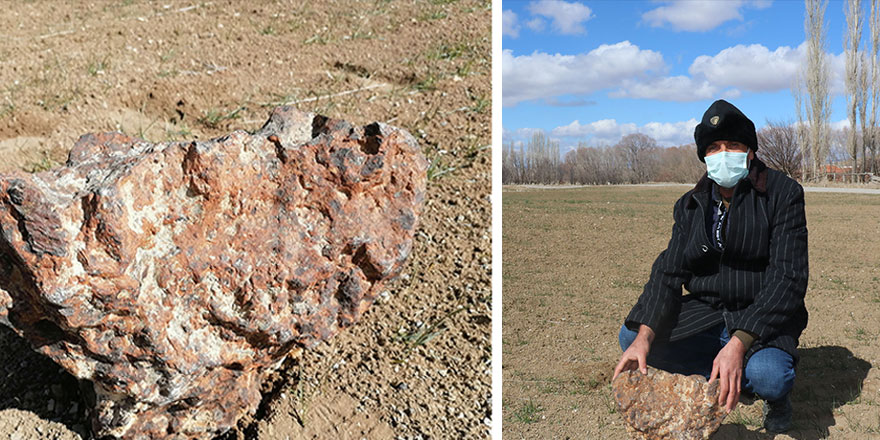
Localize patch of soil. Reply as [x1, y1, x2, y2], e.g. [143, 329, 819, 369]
[0, 1, 491, 439]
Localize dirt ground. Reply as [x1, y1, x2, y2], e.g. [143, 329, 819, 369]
[0, 1, 491, 439]
[502, 185, 880, 439]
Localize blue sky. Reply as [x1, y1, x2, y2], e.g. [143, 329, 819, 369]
[502, 0, 862, 154]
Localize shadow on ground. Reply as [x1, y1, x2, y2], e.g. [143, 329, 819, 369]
[0, 324, 87, 435]
[713, 345, 871, 440]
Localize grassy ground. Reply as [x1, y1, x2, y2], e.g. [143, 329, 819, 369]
[502, 185, 880, 439]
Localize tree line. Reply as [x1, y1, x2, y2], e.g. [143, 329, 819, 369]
[502, 121, 880, 185]
[502, 132, 704, 185]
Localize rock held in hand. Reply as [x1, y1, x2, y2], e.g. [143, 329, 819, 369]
[0, 107, 426, 439]
[612, 367, 727, 440]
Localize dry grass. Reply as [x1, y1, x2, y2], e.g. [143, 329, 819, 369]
[502, 185, 880, 439]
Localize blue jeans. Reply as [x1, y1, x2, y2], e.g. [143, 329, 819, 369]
[618, 323, 795, 403]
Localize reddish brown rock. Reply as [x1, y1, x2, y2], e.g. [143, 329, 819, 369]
[612, 368, 727, 440]
[0, 107, 427, 439]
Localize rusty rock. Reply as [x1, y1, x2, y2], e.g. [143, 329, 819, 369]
[0, 107, 427, 439]
[612, 368, 727, 440]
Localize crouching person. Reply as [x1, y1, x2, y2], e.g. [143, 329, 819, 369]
[612, 99, 808, 433]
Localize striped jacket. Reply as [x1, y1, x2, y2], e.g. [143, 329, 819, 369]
[625, 158, 809, 361]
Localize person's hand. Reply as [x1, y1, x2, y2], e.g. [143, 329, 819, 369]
[709, 336, 747, 412]
[613, 325, 655, 380]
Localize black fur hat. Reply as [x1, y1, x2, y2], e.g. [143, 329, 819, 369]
[694, 99, 758, 162]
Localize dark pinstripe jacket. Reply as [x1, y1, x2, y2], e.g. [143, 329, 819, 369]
[625, 158, 809, 362]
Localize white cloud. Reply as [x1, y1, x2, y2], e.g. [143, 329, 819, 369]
[642, 0, 767, 32]
[503, 126, 545, 143]
[527, 0, 594, 35]
[611, 76, 720, 101]
[688, 42, 846, 95]
[503, 10, 520, 38]
[502, 42, 665, 106]
[553, 119, 637, 139]
[830, 119, 851, 130]
[642, 119, 701, 145]
[526, 17, 546, 32]
[550, 118, 699, 146]
[543, 97, 597, 107]
[827, 51, 846, 95]
[689, 44, 803, 91]
[502, 37, 848, 107]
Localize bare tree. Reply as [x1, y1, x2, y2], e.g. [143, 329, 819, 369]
[845, 0, 863, 176]
[871, 0, 880, 172]
[757, 120, 803, 179]
[800, 0, 833, 181]
[519, 131, 561, 184]
[860, 50, 870, 173]
[828, 127, 852, 165]
[615, 133, 658, 183]
[653, 144, 706, 183]
[502, 141, 524, 184]
[792, 76, 811, 178]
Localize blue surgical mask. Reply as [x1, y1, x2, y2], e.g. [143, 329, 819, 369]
[705, 151, 749, 188]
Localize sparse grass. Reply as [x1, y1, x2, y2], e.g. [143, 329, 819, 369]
[827, 277, 851, 290]
[260, 25, 276, 35]
[87, 58, 110, 76]
[0, 102, 14, 119]
[23, 151, 56, 173]
[403, 304, 464, 349]
[455, 59, 475, 77]
[512, 400, 543, 424]
[413, 74, 438, 92]
[427, 43, 470, 61]
[165, 122, 193, 141]
[727, 408, 762, 427]
[420, 10, 448, 21]
[159, 49, 176, 62]
[289, 360, 321, 427]
[198, 107, 244, 129]
[464, 141, 489, 160]
[132, 116, 160, 141]
[37, 91, 77, 111]
[600, 387, 617, 415]
[394, 303, 464, 362]
[345, 29, 374, 40]
[426, 157, 456, 180]
[304, 30, 329, 45]
[469, 93, 489, 114]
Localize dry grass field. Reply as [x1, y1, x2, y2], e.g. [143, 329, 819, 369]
[502, 185, 880, 439]
[0, 1, 490, 439]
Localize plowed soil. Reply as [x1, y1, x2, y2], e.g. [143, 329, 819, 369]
[0, 1, 491, 439]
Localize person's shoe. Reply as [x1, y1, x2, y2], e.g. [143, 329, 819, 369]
[762, 394, 792, 433]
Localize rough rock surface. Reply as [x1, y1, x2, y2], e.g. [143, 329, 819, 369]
[612, 368, 727, 440]
[0, 106, 427, 439]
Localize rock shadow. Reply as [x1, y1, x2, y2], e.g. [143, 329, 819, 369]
[713, 345, 871, 440]
[0, 324, 88, 436]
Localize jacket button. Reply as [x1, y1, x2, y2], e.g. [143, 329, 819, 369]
[701, 245, 708, 253]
